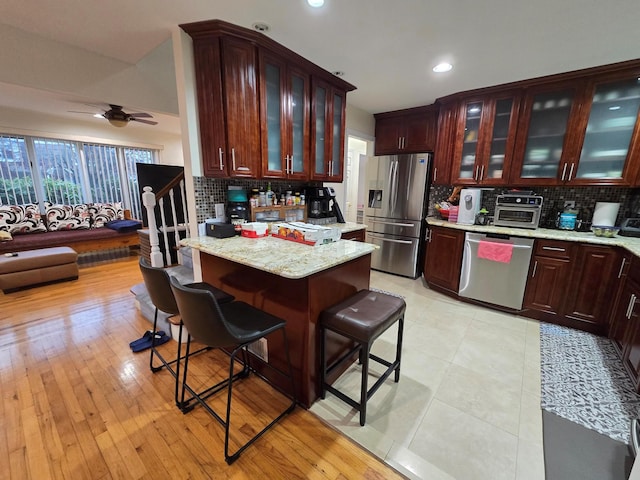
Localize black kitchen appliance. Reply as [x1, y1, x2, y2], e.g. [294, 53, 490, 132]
[226, 186, 249, 234]
[620, 190, 640, 237]
[326, 187, 345, 223]
[305, 187, 336, 225]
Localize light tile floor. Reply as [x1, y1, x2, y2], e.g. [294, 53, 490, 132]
[310, 270, 545, 480]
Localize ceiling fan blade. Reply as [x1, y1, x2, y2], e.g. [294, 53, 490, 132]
[68, 110, 98, 115]
[128, 112, 153, 118]
[130, 118, 158, 125]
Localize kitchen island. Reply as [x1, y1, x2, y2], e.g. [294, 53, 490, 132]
[181, 232, 376, 407]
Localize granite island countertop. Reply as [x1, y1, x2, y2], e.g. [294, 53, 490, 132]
[181, 232, 376, 279]
[426, 217, 640, 257]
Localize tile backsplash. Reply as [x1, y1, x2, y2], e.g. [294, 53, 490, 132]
[193, 177, 320, 223]
[429, 185, 640, 226]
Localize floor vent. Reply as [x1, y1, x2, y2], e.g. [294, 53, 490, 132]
[247, 338, 268, 362]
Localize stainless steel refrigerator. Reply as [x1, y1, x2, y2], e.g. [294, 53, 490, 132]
[364, 153, 431, 278]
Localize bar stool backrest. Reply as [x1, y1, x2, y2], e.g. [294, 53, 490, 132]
[169, 276, 238, 347]
[139, 257, 179, 315]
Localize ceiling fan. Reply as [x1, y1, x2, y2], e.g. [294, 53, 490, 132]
[70, 104, 158, 127]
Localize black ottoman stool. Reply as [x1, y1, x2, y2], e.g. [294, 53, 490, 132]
[319, 289, 406, 426]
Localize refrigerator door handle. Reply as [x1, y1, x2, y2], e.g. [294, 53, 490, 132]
[391, 160, 399, 213]
[386, 160, 395, 211]
[369, 219, 416, 228]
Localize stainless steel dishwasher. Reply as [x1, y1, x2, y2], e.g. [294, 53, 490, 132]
[458, 232, 534, 310]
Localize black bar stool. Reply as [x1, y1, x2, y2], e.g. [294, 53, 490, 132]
[320, 289, 405, 426]
[138, 257, 234, 409]
[169, 276, 296, 465]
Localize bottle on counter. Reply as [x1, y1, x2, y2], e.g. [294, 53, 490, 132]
[266, 182, 273, 206]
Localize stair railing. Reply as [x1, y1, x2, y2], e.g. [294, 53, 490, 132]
[141, 171, 190, 267]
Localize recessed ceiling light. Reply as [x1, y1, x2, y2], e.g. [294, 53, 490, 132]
[332, 71, 345, 77]
[308, 0, 325, 7]
[252, 22, 270, 32]
[433, 62, 453, 73]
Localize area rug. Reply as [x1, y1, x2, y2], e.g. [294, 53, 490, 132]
[542, 409, 633, 480]
[540, 322, 640, 444]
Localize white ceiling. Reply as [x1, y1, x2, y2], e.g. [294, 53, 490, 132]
[0, 0, 639, 134]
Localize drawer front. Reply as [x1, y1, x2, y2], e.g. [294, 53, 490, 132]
[534, 239, 573, 259]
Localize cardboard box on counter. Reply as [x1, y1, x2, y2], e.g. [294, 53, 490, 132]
[270, 222, 342, 246]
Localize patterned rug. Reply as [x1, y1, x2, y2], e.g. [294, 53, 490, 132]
[540, 322, 640, 443]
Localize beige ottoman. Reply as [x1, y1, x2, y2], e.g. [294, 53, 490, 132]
[0, 247, 79, 293]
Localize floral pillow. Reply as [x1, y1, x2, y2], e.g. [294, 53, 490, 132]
[45, 203, 91, 231]
[89, 202, 124, 228]
[0, 204, 48, 234]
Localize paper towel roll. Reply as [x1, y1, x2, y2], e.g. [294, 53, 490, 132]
[592, 202, 620, 226]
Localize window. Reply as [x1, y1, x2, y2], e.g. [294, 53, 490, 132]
[0, 133, 157, 220]
[0, 135, 35, 205]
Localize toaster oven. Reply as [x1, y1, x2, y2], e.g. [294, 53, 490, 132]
[493, 194, 543, 229]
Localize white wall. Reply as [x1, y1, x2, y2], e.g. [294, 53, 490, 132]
[0, 24, 178, 116]
[346, 103, 375, 137]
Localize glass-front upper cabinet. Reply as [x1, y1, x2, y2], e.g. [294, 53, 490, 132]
[451, 92, 520, 185]
[311, 78, 345, 181]
[571, 75, 640, 185]
[260, 52, 309, 180]
[511, 84, 579, 185]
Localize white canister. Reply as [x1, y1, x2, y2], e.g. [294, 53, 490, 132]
[592, 202, 620, 226]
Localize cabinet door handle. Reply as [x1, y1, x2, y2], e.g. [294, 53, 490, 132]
[402, 137, 406, 149]
[627, 294, 637, 319]
[289, 155, 294, 174]
[433, 167, 437, 183]
[475, 166, 480, 181]
[284, 155, 290, 174]
[531, 260, 538, 278]
[231, 148, 236, 171]
[618, 257, 627, 279]
[542, 246, 565, 252]
[218, 147, 224, 170]
[398, 137, 402, 150]
[568, 163, 575, 181]
[480, 165, 485, 181]
[561, 163, 568, 181]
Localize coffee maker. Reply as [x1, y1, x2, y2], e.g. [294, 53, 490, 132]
[305, 187, 345, 225]
[226, 186, 249, 233]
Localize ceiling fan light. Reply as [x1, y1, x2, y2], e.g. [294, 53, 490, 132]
[107, 118, 128, 128]
[307, 0, 324, 7]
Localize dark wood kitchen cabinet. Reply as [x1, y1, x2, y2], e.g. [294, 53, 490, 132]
[509, 66, 640, 187]
[259, 51, 310, 180]
[310, 78, 347, 182]
[374, 106, 438, 156]
[450, 92, 521, 186]
[423, 226, 464, 294]
[432, 101, 456, 185]
[610, 252, 637, 355]
[523, 239, 575, 322]
[609, 255, 640, 386]
[182, 19, 356, 181]
[191, 35, 260, 178]
[523, 239, 619, 335]
[341, 229, 366, 242]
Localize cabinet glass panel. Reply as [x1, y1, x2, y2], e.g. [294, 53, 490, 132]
[291, 74, 305, 174]
[520, 90, 573, 178]
[486, 98, 513, 180]
[265, 63, 282, 172]
[314, 86, 327, 175]
[331, 93, 343, 175]
[460, 102, 482, 179]
[576, 78, 640, 179]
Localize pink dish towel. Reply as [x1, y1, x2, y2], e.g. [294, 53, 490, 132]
[477, 240, 514, 264]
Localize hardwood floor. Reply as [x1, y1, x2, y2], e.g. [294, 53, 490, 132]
[0, 255, 404, 480]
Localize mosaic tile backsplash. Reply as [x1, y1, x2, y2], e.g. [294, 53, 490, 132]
[193, 177, 321, 223]
[429, 185, 640, 227]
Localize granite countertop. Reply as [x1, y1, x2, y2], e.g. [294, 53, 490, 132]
[181, 232, 376, 279]
[329, 221, 366, 233]
[426, 217, 640, 257]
